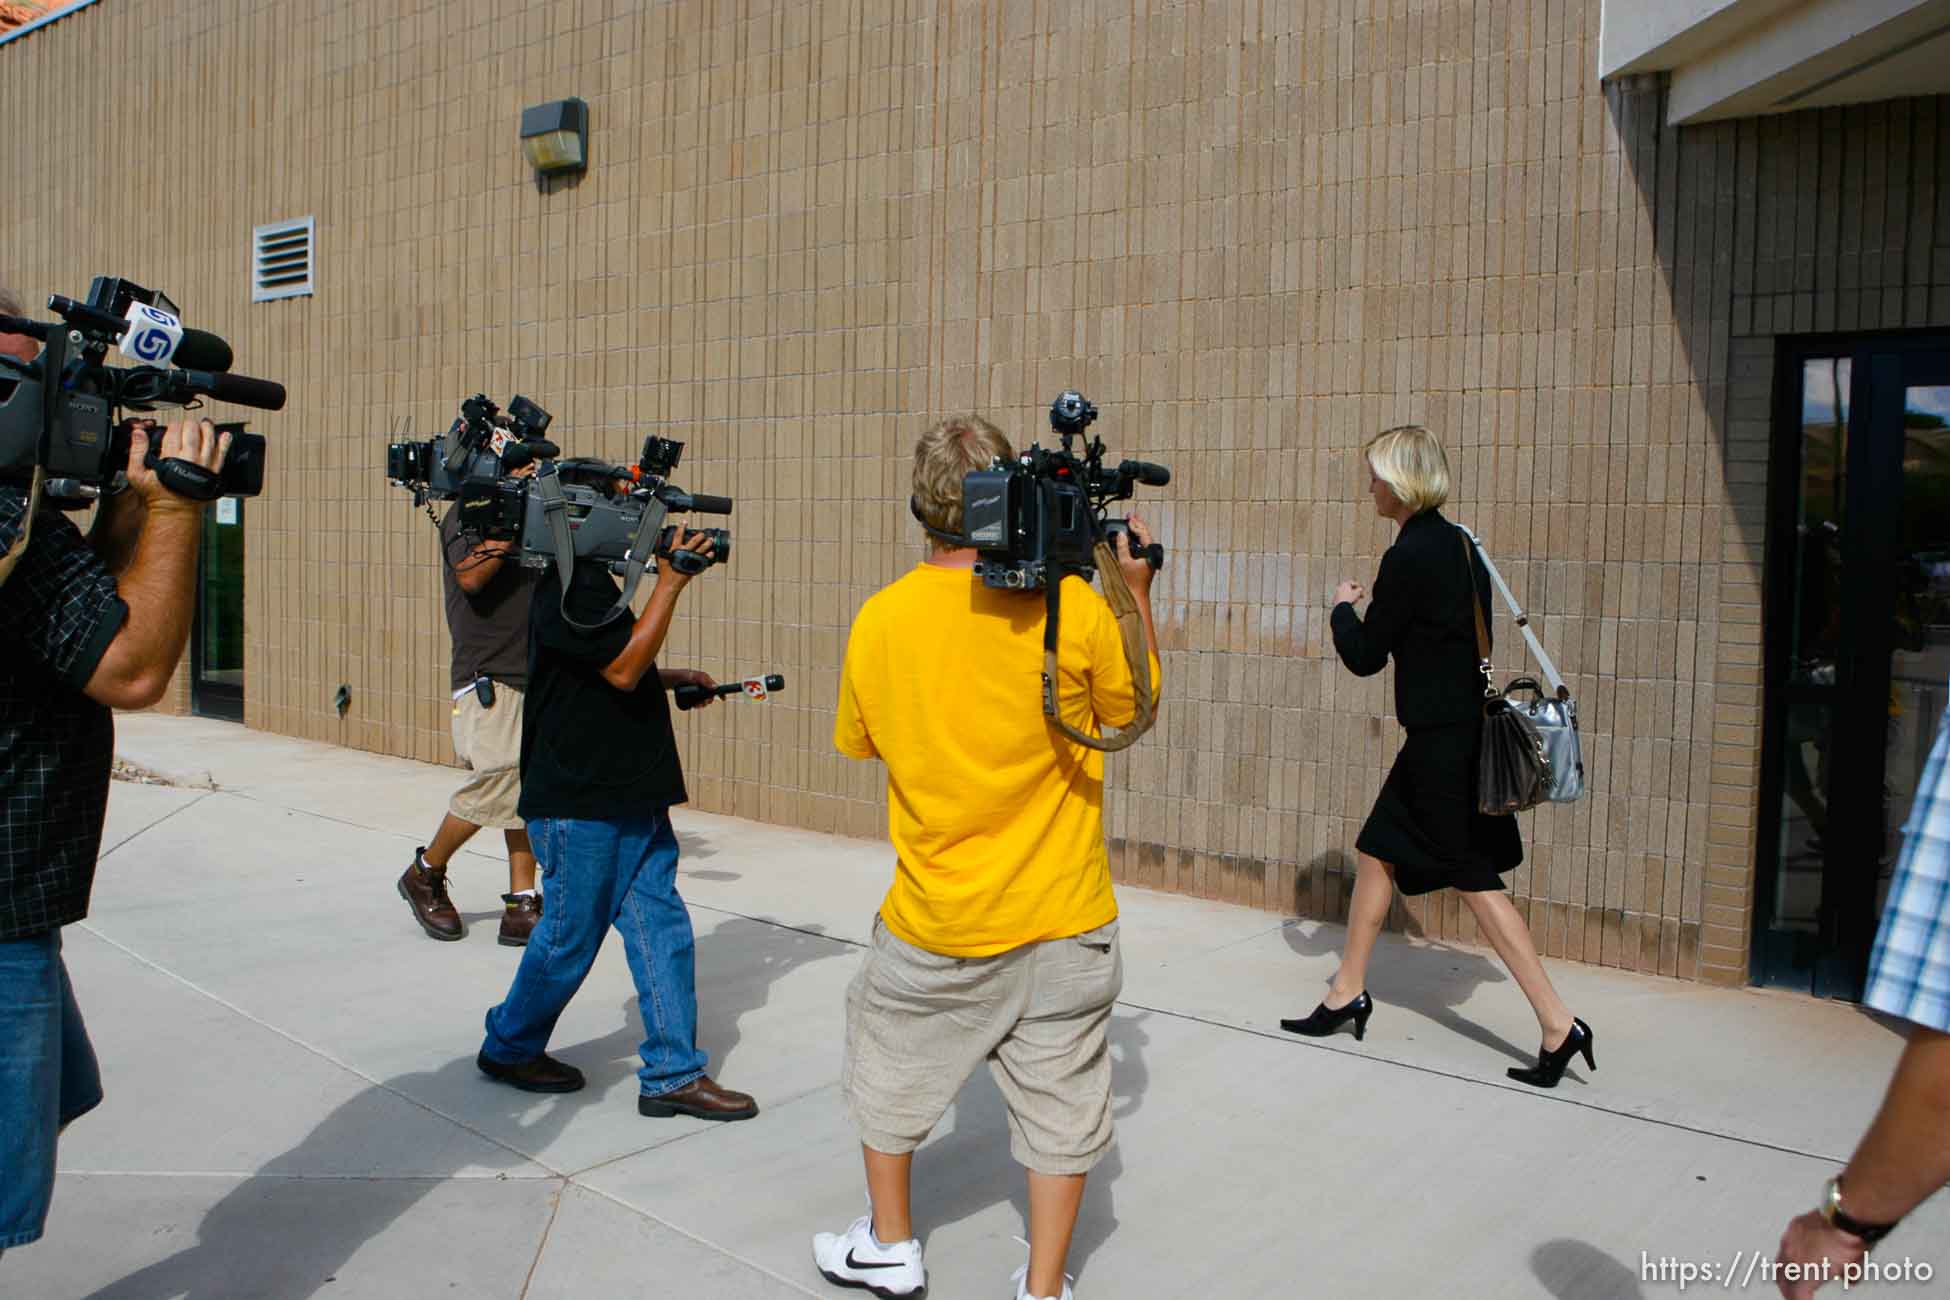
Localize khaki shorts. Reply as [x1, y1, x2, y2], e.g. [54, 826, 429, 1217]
[449, 683, 524, 830]
[843, 914, 1122, 1176]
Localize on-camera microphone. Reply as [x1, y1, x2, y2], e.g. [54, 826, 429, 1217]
[501, 439, 559, 468]
[665, 489, 734, 515]
[169, 329, 234, 373]
[0, 314, 50, 341]
[176, 370, 287, 411]
[108, 299, 235, 371]
[1121, 459, 1171, 487]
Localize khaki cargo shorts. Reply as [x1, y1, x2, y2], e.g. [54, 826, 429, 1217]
[449, 683, 524, 830]
[842, 914, 1123, 1176]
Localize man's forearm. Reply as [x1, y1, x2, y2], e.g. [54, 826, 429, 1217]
[87, 491, 147, 576]
[602, 580, 686, 691]
[1839, 1027, 1950, 1224]
[90, 503, 204, 703]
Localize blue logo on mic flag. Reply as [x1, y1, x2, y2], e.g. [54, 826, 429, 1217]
[128, 326, 173, 360]
[120, 303, 183, 364]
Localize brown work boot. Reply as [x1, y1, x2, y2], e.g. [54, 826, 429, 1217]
[497, 892, 542, 947]
[397, 850, 464, 941]
[637, 1074, 758, 1122]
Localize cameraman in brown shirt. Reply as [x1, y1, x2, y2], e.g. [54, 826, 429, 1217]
[396, 494, 541, 946]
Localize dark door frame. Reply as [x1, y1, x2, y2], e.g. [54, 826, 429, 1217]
[1755, 329, 1950, 997]
[189, 502, 243, 723]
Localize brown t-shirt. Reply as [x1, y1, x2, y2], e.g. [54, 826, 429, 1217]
[440, 506, 537, 690]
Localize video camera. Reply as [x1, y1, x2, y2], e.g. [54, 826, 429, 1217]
[910, 391, 1169, 753]
[386, 392, 557, 518]
[387, 395, 732, 627]
[948, 390, 1169, 590]
[0, 277, 285, 503]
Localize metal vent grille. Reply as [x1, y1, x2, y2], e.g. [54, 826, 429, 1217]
[252, 217, 314, 302]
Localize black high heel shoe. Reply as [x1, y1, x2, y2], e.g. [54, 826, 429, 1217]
[1507, 1017, 1595, 1088]
[1280, 991, 1373, 1041]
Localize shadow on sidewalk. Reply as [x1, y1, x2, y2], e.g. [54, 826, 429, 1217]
[82, 914, 838, 1299]
[1531, 1239, 1646, 1299]
[1281, 852, 1532, 1066]
[909, 1010, 1154, 1285]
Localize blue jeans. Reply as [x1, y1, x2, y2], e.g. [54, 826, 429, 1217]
[481, 810, 706, 1096]
[0, 930, 103, 1249]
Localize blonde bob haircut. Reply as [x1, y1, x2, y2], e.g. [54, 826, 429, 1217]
[1364, 424, 1451, 515]
[913, 414, 1013, 537]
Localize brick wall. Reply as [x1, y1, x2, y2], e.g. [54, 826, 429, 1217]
[6, 1, 1947, 984]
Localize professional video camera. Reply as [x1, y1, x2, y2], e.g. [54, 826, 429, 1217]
[943, 391, 1169, 591]
[387, 395, 732, 628]
[912, 391, 1170, 752]
[0, 277, 285, 505]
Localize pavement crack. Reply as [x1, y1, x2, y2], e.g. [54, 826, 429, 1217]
[518, 1183, 567, 1299]
[95, 789, 217, 863]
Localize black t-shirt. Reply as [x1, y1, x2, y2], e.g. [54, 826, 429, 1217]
[441, 506, 537, 690]
[518, 561, 687, 820]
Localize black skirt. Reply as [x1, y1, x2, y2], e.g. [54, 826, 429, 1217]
[1355, 722, 1524, 896]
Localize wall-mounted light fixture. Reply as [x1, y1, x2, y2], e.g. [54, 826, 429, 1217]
[520, 98, 589, 177]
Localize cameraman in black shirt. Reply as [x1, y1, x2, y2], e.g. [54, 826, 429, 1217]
[475, 521, 758, 1121]
[0, 292, 230, 1256]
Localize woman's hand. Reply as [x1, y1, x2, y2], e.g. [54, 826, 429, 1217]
[1334, 580, 1366, 607]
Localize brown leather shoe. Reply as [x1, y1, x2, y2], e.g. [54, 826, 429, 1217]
[638, 1074, 758, 1121]
[497, 892, 542, 947]
[398, 852, 463, 941]
[476, 1049, 585, 1093]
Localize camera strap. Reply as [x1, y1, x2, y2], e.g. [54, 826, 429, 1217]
[1041, 539, 1157, 752]
[535, 468, 668, 631]
[0, 467, 44, 587]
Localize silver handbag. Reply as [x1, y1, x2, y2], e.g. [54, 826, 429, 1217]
[1459, 526, 1586, 804]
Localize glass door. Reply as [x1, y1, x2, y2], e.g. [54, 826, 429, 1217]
[1757, 336, 1950, 998]
[191, 497, 244, 721]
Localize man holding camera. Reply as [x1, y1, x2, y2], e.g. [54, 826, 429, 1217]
[0, 292, 229, 1255]
[395, 495, 541, 947]
[474, 518, 758, 1122]
[811, 415, 1161, 1300]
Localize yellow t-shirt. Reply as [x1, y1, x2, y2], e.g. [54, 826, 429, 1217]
[835, 562, 1160, 957]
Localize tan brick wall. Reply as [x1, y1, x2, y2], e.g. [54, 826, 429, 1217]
[6, 2, 1946, 984]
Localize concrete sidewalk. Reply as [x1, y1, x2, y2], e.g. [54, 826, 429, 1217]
[2, 714, 1942, 1300]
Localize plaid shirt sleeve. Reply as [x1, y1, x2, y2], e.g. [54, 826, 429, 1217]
[0, 486, 128, 690]
[1864, 680, 1950, 1031]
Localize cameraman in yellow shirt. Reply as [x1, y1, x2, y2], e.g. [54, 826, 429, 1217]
[811, 415, 1161, 1300]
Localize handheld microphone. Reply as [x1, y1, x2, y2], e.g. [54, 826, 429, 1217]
[672, 673, 785, 710]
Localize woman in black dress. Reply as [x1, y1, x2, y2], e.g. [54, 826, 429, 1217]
[1280, 426, 1594, 1089]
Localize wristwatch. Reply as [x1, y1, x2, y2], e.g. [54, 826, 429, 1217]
[1820, 1175, 1898, 1245]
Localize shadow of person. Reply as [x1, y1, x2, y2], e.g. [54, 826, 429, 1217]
[675, 829, 718, 861]
[694, 916, 844, 1074]
[80, 1013, 643, 1300]
[82, 914, 841, 1298]
[908, 1010, 1152, 1285]
[1531, 1239, 1647, 1300]
[1283, 851, 1532, 1066]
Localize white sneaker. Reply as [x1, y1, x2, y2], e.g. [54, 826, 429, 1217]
[812, 1214, 926, 1298]
[1011, 1262, 1075, 1300]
